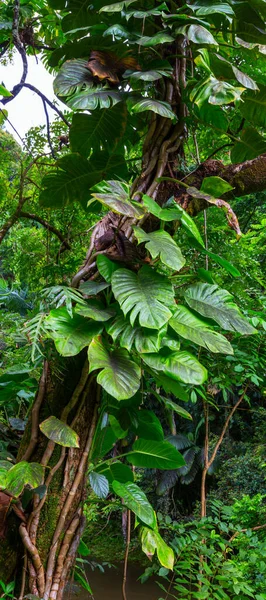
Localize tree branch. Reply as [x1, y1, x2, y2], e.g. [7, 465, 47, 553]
[19, 212, 70, 248]
[23, 83, 71, 127]
[42, 98, 56, 158]
[2, 0, 28, 105]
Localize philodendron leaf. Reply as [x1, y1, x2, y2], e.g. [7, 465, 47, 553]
[141, 527, 174, 569]
[185, 283, 257, 335]
[240, 85, 266, 129]
[230, 127, 266, 163]
[129, 98, 176, 120]
[107, 314, 163, 353]
[0, 461, 12, 490]
[45, 307, 103, 356]
[97, 255, 121, 283]
[96, 461, 134, 484]
[133, 227, 186, 271]
[89, 472, 109, 498]
[5, 462, 44, 497]
[142, 195, 204, 247]
[112, 481, 157, 528]
[170, 305, 234, 354]
[89, 180, 145, 218]
[75, 299, 115, 322]
[142, 350, 208, 385]
[158, 396, 192, 420]
[127, 438, 185, 470]
[111, 266, 175, 329]
[200, 176, 234, 197]
[88, 337, 141, 400]
[40, 416, 79, 448]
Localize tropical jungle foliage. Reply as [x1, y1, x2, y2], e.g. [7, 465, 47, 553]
[0, 0, 266, 598]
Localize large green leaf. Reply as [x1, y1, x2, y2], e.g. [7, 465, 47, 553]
[169, 305, 234, 354]
[133, 227, 186, 271]
[39, 416, 79, 447]
[141, 527, 174, 569]
[75, 299, 115, 322]
[91, 426, 117, 460]
[134, 409, 164, 441]
[112, 481, 157, 528]
[231, 127, 266, 163]
[40, 153, 127, 209]
[191, 76, 244, 107]
[96, 255, 121, 283]
[89, 180, 145, 218]
[128, 439, 185, 470]
[137, 32, 174, 46]
[66, 87, 122, 111]
[45, 307, 103, 356]
[178, 24, 218, 45]
[158, 396, 192, 420]
[152, 373, 189, 401]
[89, 472, 109, 498]
[240, 85, 266, 128]
[142, 350, 208, 385]
[5, 462, 44, 497]
[96, 461, 134, 483]
[54, 59, 93, 96]
[194, 3, 235, 17]
[107, 314, 164, 353]
[200, 176, 234, 197]
[142, 195, 204, 247]
[129, 98, 176, 120]
[111, 266, 175, 329]
[185, 283, 257, 334]
[88, 337, 141, 400]
[70, 104, 128, 157]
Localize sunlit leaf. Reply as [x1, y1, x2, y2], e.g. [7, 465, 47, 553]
[141, 350, 208, 385]
[128, 438, 185, 470]
[134, 227, 186, 271]
[169, 305, 234, 354]
[45, 307, 103, 356]
[112, 481, 157, 528]
[40, 416, 79, 447]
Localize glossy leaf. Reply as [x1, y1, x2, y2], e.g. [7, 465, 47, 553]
[89, 472, 109, 498]
[128, 438, 185, 470]
[40, 416, 79, 447]
[75, 299, 115, 322]
[54, 59, 93, 96]
[96, 461, 134, 483]
[185, 283, 257, 334]
[142, 350, 208, 385]
[70, 104, 128, 157]
[200, 176, 234, 197]
[134, 227, 185, 271]
[96, 255, 121, 283]
[137, 32, 174, 46]
[129, 98, 176, 120]
[66, 87, 122, 111]
[112, 481, 157, 528]
[170, 305, 234, 354]
[231, 127, 266, 163]
[88, 337, 141, 400]
[107, 315, 163, 353]
[191, 76, 244, 107]
[141, 528, 174, 569]
[158, 396, 192, 420]
[90, 180, 145, 218]
[240, 85, 266, 128]
[91, 426, 117, 460]
[134, 409, 164, 441]
[179, 24, 218, 45]
[45, 307, 103, 356]
[111, 266, 175, 329]
[142, 195, 204, 247]
[5, 462, 44, 497]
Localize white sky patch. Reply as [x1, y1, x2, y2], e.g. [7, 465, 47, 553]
[0, 53, 66, 144]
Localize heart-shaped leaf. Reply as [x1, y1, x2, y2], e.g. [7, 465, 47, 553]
[128, 438, 185, 470]
[112, 481, 157, 528]
[88, 337, 141, 400]
[40, 416, 79, 447]
[45, 307, 103, 356]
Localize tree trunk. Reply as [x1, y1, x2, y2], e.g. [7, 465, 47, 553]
[1, 352, 99, 600]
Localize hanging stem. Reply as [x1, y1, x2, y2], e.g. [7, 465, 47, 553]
[122, 509, 131, 600]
